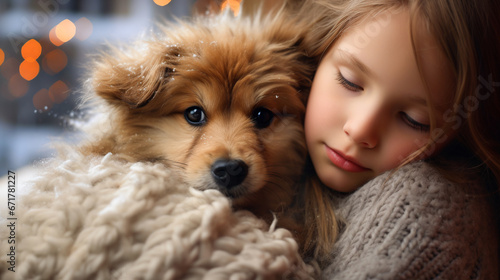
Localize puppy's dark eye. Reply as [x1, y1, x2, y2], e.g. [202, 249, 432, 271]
[185, 106, 207, 126]
[251, 107, 274, 129]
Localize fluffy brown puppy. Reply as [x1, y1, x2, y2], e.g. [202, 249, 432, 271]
[81, 9, 315, 242]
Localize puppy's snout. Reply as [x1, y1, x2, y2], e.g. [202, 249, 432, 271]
[211, 159, 248, 188]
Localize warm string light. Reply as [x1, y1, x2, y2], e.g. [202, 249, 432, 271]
[42, 49, 67, 75]
[221, 0, 241, 16]
[32, 80, 69, 111]
[49, 17, 92, 46]
[2, 58, 30, 98]
[20, 39, 41, 81]
[1, 58, 18, 80]
[9, 74, 29, 98]
[153, 0, 172, 6]
[27, 17, 92, 109]
[19, 60, 39, 81]
[0, 48, 4, 66]
[49, 27, 64, 46]
[75, 17, 93, 41]
[55, 19, 76, 43]
[0, 18, 90, 108]
[49, 80, 69, 104]
[21, 39, 42, 60]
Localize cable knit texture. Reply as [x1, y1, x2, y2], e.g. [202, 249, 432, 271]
[321, 161, 499, 279]
[0, 146, 316, 280]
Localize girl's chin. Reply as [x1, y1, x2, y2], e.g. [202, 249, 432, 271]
[317, 166, 374, 193]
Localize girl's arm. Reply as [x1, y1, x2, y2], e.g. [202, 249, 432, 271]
[322, 161, 499, 280]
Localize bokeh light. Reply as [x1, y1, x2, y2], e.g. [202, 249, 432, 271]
[0, 48, 4, 66]
[42, 49, 67, 75]
[33, 88, 53, 111]
[1, 58, 19, 79]
[19, 39, 42, 80]
[55, 19, 76, 43]
[8, 74, 29, 98]
[48, 80, 69, 104]
[49, 27, 64, 46]
[19, 59, 40, 81]
[21, 39, 42, 61]
[221, 0, 241, 16]
[75, 17, 93, 41]
[154, 0, 171, 6]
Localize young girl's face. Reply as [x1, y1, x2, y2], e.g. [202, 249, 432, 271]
[305, 9, 455, 192]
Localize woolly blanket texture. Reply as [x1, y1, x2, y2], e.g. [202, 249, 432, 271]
[0, 146, 316, 280]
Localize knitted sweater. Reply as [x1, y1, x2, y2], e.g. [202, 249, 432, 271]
[321, 161, 499, 279]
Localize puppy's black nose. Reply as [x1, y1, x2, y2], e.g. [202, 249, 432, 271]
[211, 159, 248, 188]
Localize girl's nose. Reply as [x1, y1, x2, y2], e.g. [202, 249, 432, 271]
[343, 109, 379, 149]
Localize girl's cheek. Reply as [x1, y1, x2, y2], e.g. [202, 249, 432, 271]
[383, 135, 429, 170]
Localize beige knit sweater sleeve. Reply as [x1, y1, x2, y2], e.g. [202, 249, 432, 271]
[321, 161, 499, 279]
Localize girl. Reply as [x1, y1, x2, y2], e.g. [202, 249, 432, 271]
[296, 0, 500, 278]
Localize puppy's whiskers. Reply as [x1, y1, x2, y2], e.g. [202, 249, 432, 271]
[162, 159, 187, 170]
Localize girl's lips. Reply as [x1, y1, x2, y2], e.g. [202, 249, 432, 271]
[324, 145, 369, 172]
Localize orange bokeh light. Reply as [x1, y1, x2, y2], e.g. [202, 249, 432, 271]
[19, 60, 40, 81]
[8, 74, 29, 98]
[33, 88, 53, 111]
[21, 39, 42, 61]
[1, 58, 19, 79]
[55, 19, 76, 43]
[75, 17, 93, 41]
[153, 0, 171, 6]
[0, 48, 4, 66]
[49, 27, 64, 46]
[43, 49, 67, 75]
[49, 80, 69, 104]
[221, 0, 241, 16]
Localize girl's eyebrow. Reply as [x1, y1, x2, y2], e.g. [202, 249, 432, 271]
[408, 95, 428, 107]
[334, 49, 374, 77]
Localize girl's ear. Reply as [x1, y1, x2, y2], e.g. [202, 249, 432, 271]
[91, 44, 180, 109]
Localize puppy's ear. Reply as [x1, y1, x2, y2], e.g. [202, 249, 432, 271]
[91, 43, 180, 109]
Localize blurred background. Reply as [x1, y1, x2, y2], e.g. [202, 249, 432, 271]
[0, 0, 247, 172]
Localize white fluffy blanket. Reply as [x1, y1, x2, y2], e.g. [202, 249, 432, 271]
[0, 147, 315, 279]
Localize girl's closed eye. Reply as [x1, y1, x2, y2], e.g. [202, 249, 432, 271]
[336, 72, 363, 92]
[400, 112, 430, 132]
[336, 70, 430, 133]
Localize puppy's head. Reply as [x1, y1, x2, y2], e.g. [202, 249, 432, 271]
[87, 11, 315, 212]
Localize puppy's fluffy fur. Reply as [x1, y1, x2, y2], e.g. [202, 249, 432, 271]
[81, 9, 315, 240]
